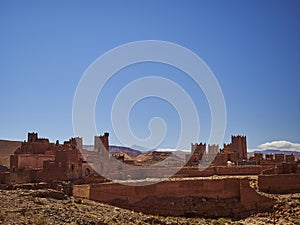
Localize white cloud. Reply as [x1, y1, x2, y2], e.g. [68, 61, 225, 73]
[247, 148, 260, 153]
[257, 140, 300, 152]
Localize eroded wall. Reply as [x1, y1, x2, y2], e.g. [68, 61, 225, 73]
[74, 178, 274, 218]
[258, 173, 300, 194]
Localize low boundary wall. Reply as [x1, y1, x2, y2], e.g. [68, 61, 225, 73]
[258, 173, 300, 194]
[74, 178, 274, 218]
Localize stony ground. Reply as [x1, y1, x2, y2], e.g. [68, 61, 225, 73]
[0, 188, 299, 225]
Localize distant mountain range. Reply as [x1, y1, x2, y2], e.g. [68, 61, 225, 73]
[248, 149, 300, 156]
[109, 145, 141, 157]
[83, 145, 142, 157]
[130, 145, 152, 152]
[83, 145, 188, 160]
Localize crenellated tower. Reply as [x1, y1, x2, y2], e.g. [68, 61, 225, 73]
[27, 132, 38, 142]
[187, 142, 206, 166]
[94, 132, 109, 152]
[231, 135, 247, 160]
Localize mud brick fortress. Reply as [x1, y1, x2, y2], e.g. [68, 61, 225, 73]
[186, 135, 247, 166]
[186, 135, 297, 167]
[1, 132, 300, 218]
[6, 132, 109, 184]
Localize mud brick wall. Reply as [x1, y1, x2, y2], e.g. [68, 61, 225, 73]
[89, 179, 241, 203]
[74, 178, 274, 218]
[11, 154, 55, 170]
[258, 173, 300, 194]
[73, 184, 90, 199]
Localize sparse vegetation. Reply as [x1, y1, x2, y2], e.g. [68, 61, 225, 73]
[0, 188, 299, 225]
[32, 213, 49, 225]
[218, 217, 232, 225]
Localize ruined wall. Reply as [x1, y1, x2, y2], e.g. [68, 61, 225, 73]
[10, 154, 55, 171]
[35, 168, 67, 182]
[262, 163, 299, 175]
[258, 173, 300, 194]
[239, 179, 275, 216]
[73, 184, 90, 199]
[55, 148, 82, 180]
[90, 179, 241, 203]
[10, 155, 18, 171]
[9, 170, 38, 184]
[74, 178, 274, 218]
[0, 172, 10, 184]
[32, 148, 83, 182]
[15, 142, 57, 154]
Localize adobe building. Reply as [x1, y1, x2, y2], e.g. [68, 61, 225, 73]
[188, 135, 297, 168]
[221, 135, 247, 162]
[187, 135, 248, 166]
[259, 162, 300, 194]
[42, 137, 83, 180]
[5, 132, 299, 189]
[286, 154, 295, 163]
[256, 153, 296, 166]
[10, 132, 56, 172]
[252, 153, 263, 164]
[7, 132, 109, 184]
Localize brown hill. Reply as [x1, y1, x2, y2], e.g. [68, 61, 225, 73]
[0, 140, 22, 167]
[136, 151, 171, 163]
[135, 151, 182, 166]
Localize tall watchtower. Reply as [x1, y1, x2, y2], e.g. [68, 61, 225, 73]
[94, 132, 109, 152]
[188, 143, 206, 165]
[231, 135, 247, 160]
[208, 144, 219, 155]
[28, 132, 38, 142]
[191, 142, 206, 156]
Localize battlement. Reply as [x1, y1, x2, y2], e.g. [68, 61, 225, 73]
[231, 135, 246, 139]
[191, 142, 206, 154]
[27, 132, 38, 142]
[231, 135, 247, 160]
[94, 132, 109, 152]
[27, 132, 49, 143]
[208, 144, 219, 148]
[63, 137, 82, 150]
[208, 144, 219, 154]
[188, 135, 248, 166]
[191, 142, 206, 146]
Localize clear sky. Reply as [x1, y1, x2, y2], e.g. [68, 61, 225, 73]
[0, 0, 299, 151]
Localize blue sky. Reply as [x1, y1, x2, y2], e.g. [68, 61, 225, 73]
[0, 0, 299, 150]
